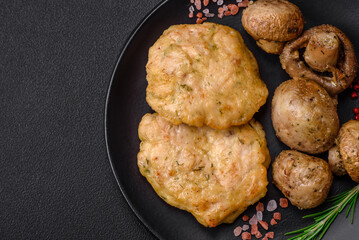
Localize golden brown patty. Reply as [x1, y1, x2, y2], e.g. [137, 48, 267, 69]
[146, 23, 268, 129]
[137, 113, 270, 227]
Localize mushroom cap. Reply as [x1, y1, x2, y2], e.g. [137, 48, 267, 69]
[338, 120, 359, 182]
[280, 25, 358, 95]
[271, 79, 339, 154]
[242, 0, 304, 42]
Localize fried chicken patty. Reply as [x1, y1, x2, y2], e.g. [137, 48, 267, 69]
[137, 113, 270, 227]
[146, 23, 268, 129]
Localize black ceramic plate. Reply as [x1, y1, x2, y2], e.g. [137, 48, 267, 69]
[105, 0, 359, 239]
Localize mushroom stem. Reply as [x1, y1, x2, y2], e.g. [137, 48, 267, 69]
[256, 39, 285, 55]
[304, 31, 340, 72]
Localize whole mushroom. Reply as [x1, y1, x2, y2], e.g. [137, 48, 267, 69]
[272, 150, 333, 209]
[280, 25, 358, 95]
[329, 120, 359, 182]
[272, 78, 339, 154]
[241, 0, 304, 54]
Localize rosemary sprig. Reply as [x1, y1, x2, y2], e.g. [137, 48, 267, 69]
[285, 184, 359, 240]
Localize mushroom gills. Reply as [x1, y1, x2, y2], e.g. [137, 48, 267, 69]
[303, 31, 340, 72]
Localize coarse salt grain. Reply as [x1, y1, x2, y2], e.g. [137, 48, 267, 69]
[266, 232, 274, 239]
[242, 215, 249, 221]
[273, 212, 281, 220]
[196, 18, 204, 24]
[224, 10, 231, 16]
[242, 224, 250, 231]
[205, 13, 215, 17]
[251, 224, 258, 235]
[256, 211, 263, 221]
[258, 220, 269, 230]
[203, 8, 210, 14]
[242, 232, 252, 240]
[255, 231, 263, 239]
[279, 198, 289, 208]
[189, 5, 194, 12]
[238, 0, 249, 7]
[270, 218, 277, 226]
[217, 0, 223, 5]
[222, 4, 228, 11]
[230, 5, 239, 15]
[249, 214, 258, 225]
[256, 202, 264, 212]
[267, 200, 277, 212]
[190, 0, 194, 3]
[234, 226, 243, 237]
[195, 0, 201, 10]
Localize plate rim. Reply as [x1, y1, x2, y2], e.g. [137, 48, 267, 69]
[104, 1, 169, 239]
[103, 1, 359, 239]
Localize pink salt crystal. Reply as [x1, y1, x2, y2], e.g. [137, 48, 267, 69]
[242, 224, 250, 231]
[234, 226, 242, 237]
[203, 8, 210, 14]
[195, 0, 201, 10]
[255, 231, 263, 239]
[267, 200, 277, 212]
[249, 214, 258, 225]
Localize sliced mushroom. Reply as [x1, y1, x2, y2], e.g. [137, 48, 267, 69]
[280, 25, 358, 95]
[241, 0, 304, 54]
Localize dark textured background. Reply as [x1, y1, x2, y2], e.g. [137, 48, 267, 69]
[3, 1, 359, 240]
[0, 1, 160, 239]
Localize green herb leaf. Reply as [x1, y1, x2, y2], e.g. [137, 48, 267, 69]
[193, 166, 204, 171]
